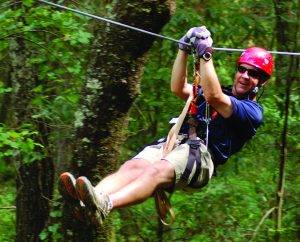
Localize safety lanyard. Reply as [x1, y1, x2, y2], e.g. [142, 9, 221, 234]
[157, 52, 212, 226]
[189, 52, 210, 148]
[205, 101, 210, 147]
[190, 52, 200, 115]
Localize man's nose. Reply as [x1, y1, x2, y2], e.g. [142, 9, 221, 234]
[241, 70, 250, 78]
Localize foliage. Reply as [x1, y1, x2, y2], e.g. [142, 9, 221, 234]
[121, 0, 300, 241]
[0, 0, 299, 241]
[0, 0, 91, 130]
[0, 0, 92, 239]
[0, 181, 16, 242]
[39, 200, 63, 241]
[0, 124, 44, 164]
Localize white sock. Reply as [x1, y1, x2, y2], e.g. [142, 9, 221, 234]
[107, 195, 113, 211]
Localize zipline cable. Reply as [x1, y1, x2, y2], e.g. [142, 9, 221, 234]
[36, 0, 189, 47]
[212, 47, 300, 56]
[37, 0, 300, 56]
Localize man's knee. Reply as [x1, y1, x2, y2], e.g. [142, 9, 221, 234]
[154, 159, 174, 172]
[151, 160, 175, 184]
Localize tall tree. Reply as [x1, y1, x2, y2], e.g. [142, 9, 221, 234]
[61, 0, 176, 241]
[8, 1, 55, 241]
[273, 0, 300, 241]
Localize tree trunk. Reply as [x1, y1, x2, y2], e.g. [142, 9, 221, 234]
[8, 2, 55, 241]
[62, 0, 176, 241]
[9, 36, 55, 242]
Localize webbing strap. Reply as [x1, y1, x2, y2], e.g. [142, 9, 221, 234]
[162, 94, 193, 157]
[154, 94, 193, 226]
[181, 140, 202, 186]
[154, 189, 176, 226]
[155, 53, 201, 226]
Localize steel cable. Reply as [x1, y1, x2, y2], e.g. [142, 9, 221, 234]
[37, 0, 300, 56]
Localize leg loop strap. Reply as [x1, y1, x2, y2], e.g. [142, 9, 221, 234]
[180, 139, 203, 187]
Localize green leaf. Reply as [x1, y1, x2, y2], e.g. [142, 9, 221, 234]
[23, 0, 34, 7]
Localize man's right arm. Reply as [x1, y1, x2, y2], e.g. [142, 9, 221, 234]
[170, 50, 193, 101]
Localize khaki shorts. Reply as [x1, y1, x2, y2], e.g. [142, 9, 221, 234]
[133, 137, 214, 192]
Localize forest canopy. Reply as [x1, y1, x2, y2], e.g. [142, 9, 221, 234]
[0, 0, 299, 241]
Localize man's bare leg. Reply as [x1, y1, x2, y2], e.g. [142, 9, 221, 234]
[108, 159, 174, 209]
[94, 158, 152, 195]
[75, 159, 174, 226]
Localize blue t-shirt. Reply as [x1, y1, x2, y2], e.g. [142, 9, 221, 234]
[192, 88, 263, 166]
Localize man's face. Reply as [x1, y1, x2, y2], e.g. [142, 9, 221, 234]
[232, 64, 264, 98]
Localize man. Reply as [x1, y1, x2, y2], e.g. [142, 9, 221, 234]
[59, 26, 274, 226]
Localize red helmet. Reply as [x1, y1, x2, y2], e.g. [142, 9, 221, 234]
[237, 47, 274, 77]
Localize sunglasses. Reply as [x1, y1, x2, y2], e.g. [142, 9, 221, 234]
[237, 66, 263, 79]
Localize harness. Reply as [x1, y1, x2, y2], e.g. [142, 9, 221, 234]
[155, 52, 211, 225]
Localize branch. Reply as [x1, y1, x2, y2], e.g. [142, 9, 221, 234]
[1, 29, 62, 40]
[285, 202, 300, 211]
[0, 206, 16, 209]
[250, 207, 277, 242]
